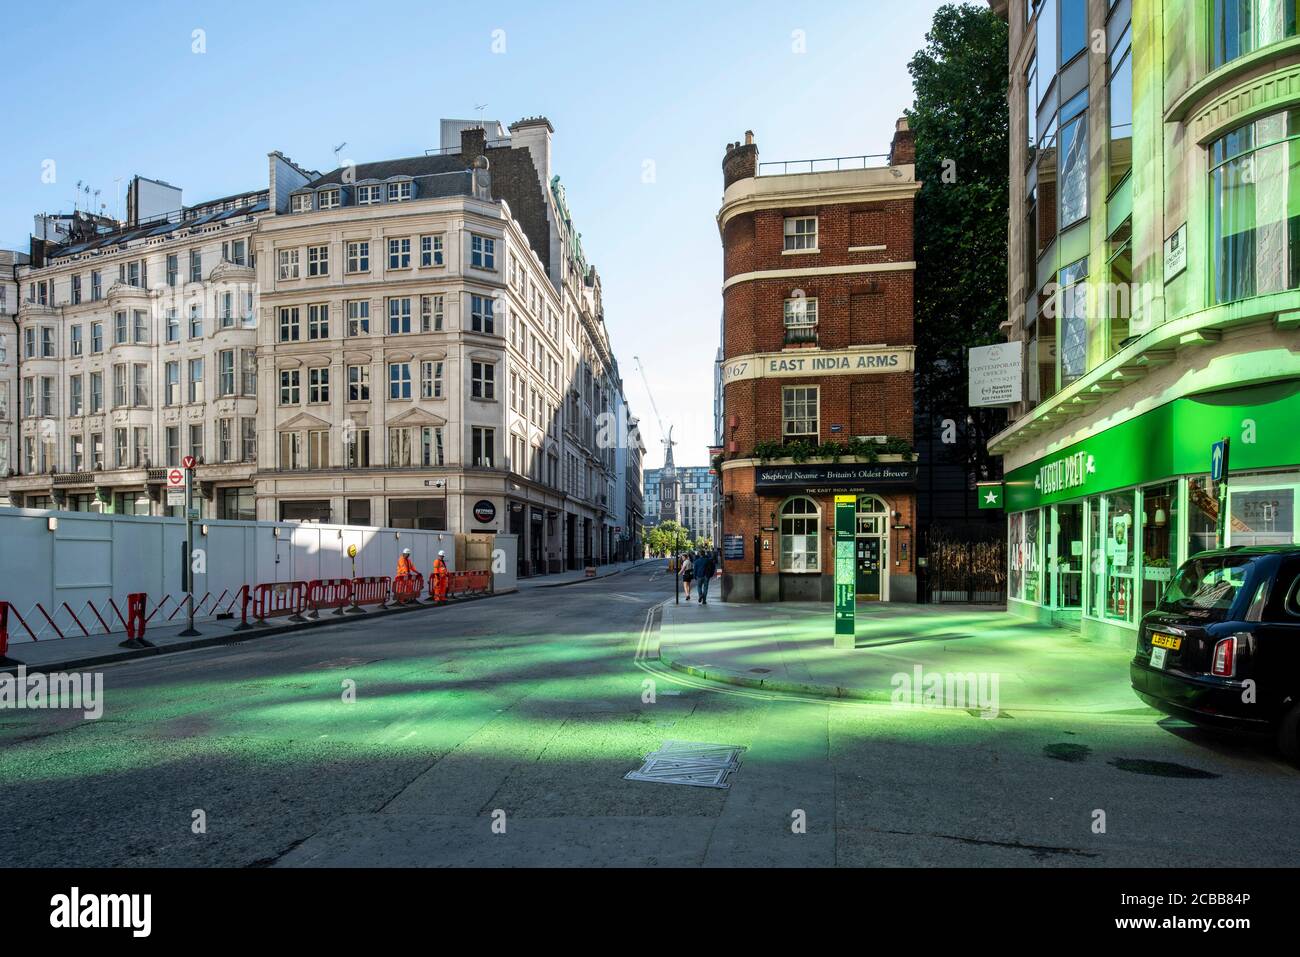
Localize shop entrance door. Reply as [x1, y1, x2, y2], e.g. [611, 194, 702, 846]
[856, 537, 881, 600]
[1055, 503, 1084, 609]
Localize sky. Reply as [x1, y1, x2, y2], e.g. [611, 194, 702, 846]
[0, 0, 967, 471]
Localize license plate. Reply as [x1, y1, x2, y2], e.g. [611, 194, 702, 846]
[1150, 632, 1182, 651]
[1150, 646, 1167, 670]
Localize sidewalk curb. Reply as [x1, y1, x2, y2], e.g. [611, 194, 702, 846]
[658, 641, 893, 702]
[524, 559, 658, 589]
[0, 589, 503, 677]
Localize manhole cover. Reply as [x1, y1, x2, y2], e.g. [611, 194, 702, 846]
[1108, 757, 1220, 779]
[625, 740, 747, 789]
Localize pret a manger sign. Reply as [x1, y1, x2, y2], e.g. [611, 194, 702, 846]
[722, 346, 914, 383]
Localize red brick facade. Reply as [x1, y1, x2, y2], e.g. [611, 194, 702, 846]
[717, 122, 920, 603]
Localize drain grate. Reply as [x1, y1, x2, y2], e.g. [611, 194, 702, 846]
[625, 740, 747, 789]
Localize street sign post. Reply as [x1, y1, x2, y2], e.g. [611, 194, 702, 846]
[1212, 437, 1230, 548]
[178, 463, 200, 637]
[833, 495, 856, 648]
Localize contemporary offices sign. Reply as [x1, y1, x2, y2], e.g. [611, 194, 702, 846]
[968, 342, 1023, 407]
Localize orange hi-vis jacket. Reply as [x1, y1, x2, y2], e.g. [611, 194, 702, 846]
[432, 558, 449, 580]
[396, 554, 417, 578]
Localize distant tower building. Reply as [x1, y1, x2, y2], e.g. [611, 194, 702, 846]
[658, 426, 680, 524]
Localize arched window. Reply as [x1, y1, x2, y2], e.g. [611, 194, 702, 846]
[780, 497, 820, 572]
[857, 495, 888, 535]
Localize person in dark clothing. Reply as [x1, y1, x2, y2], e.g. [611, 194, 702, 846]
[694, 552, 717, 604]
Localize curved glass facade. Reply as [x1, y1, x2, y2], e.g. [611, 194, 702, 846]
[1212, 0, 1299, 70]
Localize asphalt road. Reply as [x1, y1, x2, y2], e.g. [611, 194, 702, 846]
[2, 566, 1297, 867]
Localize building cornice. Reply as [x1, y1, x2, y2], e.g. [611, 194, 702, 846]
[718, 167, 919, 233]
[722, 260, 915, 291]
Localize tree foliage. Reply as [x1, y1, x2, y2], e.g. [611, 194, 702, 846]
[906, 4, 1009, 480]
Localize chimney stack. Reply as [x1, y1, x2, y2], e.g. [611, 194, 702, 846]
[889, 117, 915, 167]
[723, 131, 759, 188]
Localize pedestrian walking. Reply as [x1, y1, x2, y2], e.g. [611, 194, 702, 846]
[681, 551, 695, 601]
[695, 551, 717, 604]
[431, 550, 450, 605]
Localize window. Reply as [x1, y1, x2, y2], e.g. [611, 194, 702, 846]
[387, 181, 412, 202]
[388, 428, 415, 467]
[1108, 15, 1133, 190]
[279, 369, 301, 405]
[241, 418, 257, 462]
[165, 361, 180, 405]
[782, 386, 818, 441]
[308, 367, 330, 403]
[470, 294, 494, 333]
[91, 270, 102, 300]
[388, 297, 412, 334]
[307, 245, 329, 277]
[242, 290, 256, 326]
[1212, 108, 1300, 304]
[1212, 0, 1298, 69]
[421, 360, 443, 399]
[189, 250, 202, 283]
[23, 328, 34, 358]
[471, 235, 496, 269]
[70, 324, 82, 356]
[220, 292, 235, 328]
[318, 189, 340, 210]
[188, 358, 204, 403]
[71, 274, 82, 304]
[1058, 89, 1088, 228]
[133, 310, 148, 343]
[780, 497, 820, 571]
[189, 304, 203, 339]
[1058, 257, 1088, 385]
[346, 241, 370, 273]
[471, 361, 495, 399]
[218, 418, 234, 462]
[112, 364, 127, 408]
[114, 311, 128, 345]
[1104, 490, 1136, 623]
[471, 426, 495, 467]
[242, 350, 257, 396]
[278, 249, 300, 280]
[279, 306, 301, 342]
[166, 254, 178, 286]
[357, 184, 382, 205]
[69, 374, 83, 415]
[279, 431, 302, 469]
[389, 363, 411, 399]
[422, 426, 444, 466]
[783, 296, 817, 326]
[420, 294, 443, 332]
[783, 217, 817, 251]
[132, 364, 149, 406]
[218, 350, 236, 396]
[166, 427, 180, 467]
[166, 310, 180, 342]
[421, 235, 444, 267]
[89, 433, 103, 469]
[308, 430, 330, 469]
[126, 261, 141, 288]
[346, 428, 371, 468]
[388, 238, 411, 269]
[40, 376, 54, 416]
[347, 300, 370, 336]
[189, 423, 204, 463]
[308, 303, 329, 339]
[114, 428, 128, 468]
[91, 322, 103, 353]
[1106, 218, 1133, 357]
[90, 371, 103, 413]
[291, 193, 313, 213]
[348, 364, 370, 401]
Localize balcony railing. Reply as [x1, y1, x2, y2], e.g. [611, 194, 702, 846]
[758, 154, 889, 176]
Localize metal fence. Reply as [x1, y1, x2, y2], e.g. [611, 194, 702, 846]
[921, 527, 1007, 604]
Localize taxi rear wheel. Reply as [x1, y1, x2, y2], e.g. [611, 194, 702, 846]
[1276, 701, 1300, 762]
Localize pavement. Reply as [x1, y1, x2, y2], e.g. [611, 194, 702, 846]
[3, 565, 1299, 868]
[658, 599, 1141, 716]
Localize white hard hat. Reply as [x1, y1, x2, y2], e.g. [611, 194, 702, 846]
[438, 550, 446, 557]
[402, 547, 411, 555]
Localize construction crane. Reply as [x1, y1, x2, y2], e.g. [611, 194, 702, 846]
[634, 355, 679, 530]
[633, 355, 675, 464]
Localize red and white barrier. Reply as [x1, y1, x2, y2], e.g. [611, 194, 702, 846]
[251, 581, 308, 625]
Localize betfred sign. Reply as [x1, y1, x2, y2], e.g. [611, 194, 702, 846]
[472, 500, 497, 524]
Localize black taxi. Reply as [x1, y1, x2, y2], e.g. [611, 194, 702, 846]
[1130, 547, 1300, 757]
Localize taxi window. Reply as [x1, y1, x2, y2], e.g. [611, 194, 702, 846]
[1286, 574, 1300, 619]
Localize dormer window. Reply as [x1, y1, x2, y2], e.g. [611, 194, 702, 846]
[290, 193, 313, 214]
[318, 189, 341, 210]
[387, 181, 413, 202]
[357, 184, 382, 205]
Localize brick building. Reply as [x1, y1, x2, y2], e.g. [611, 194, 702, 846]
[716, 121, 920, 602]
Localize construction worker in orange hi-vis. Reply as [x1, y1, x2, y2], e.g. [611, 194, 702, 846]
[396, 547, 417, 579]
[432, 550, 450, 605]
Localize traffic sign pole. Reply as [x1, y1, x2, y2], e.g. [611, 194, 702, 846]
[833, 495, 856, 648]
[1213, 437, 1231, 549]
[179, 463, 200, 637]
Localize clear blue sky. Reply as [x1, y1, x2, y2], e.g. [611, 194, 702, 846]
[0, 0, 968, 471]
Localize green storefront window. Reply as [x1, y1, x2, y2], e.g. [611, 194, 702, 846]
[1009, 511, 1025, 599]
[1024, 509, 1043, 603]
[1104, 490, 1136, 623]
[1188, 476, 1219, 556]
[1087, 496, 1104, 618]
[1140, 481, 1178, 617]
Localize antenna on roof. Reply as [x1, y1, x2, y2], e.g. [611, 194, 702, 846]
[474, 103, 488, 126]
[333, 142, 347, 166]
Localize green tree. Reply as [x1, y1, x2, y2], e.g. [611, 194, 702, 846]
[645, 522, 690, 556]
[906, 4, 1009, 483]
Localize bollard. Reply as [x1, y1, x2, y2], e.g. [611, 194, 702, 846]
[233, 585, 253, 632]
[118, 592, 155, 649]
